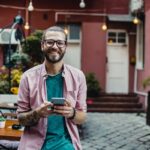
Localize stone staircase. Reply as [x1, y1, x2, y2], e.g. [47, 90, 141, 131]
[87, 93, 145, 113]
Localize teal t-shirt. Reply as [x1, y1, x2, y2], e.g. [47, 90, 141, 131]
[41, 73, 74, 150]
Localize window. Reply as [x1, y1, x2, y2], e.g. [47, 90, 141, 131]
[107, 31, 126, 44]
[69, 24, 80, 40]
[57, 24, 80, 42]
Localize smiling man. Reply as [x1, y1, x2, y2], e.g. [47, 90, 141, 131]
[17, 26, 87, 150]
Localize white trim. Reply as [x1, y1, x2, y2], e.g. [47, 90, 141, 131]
[55, 12, 107, 23]
[134, 69, 148, 108]
[136, 22, 144, 70]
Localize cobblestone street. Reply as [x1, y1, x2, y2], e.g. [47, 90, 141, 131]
[81, 113, 150, 150]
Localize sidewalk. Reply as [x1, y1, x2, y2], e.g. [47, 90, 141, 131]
[81, 113, 150, 150]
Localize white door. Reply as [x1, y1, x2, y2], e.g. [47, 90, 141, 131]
[106, 30, 129, 93]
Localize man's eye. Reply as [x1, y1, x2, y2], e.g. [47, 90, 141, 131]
[47, 41, 54, 45]
[57, 41, 65, 45]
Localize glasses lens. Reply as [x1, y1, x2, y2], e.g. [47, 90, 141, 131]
[44, 40, 66, 48]
[56, 40, 66, 48]
[45, 40, 54, 47]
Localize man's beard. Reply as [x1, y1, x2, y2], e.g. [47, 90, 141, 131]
[43, 51, 65, 64]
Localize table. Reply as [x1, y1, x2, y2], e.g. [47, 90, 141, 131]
[0, 120, 23, 140]
[0, 103, 17, 110]
[0, 102, 18, 118]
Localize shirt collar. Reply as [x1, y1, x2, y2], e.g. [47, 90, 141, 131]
[41, 62, 65, 77]
[40, 62, 74, 91]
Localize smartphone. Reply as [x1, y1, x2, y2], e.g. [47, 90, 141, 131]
[51, 97, 65, 106]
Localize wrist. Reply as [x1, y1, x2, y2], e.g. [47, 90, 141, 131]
[68, 108, 76, 120]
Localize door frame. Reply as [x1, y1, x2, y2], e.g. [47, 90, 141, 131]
[106, 29, 129, 93]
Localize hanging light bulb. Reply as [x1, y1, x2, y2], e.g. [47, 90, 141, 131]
[24, 22, 30, 30]
[79, 0, 86, 8]
[133, 16, 140, 24]
[102, 23, 107, 31]
[28, 0, 34, 11]
[64, 26, 69, 35]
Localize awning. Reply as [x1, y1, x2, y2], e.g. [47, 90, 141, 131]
[108, 14, 134, 22]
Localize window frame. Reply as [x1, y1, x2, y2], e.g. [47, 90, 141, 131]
[107, 30, 127, 45]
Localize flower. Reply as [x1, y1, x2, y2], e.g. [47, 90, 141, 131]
[11, 87, 19, 94]
[0, 66, 23, 94]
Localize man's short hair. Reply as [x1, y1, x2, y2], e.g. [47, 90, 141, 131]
[42, 26, 67, 41]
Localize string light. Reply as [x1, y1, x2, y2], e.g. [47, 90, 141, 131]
[79, 0, 86, 8]
[64, 26, 69, 35]
[133, 16, 140, 24]
[24, 22, 30, 30]
[28, 0, 34, 11]
[102, 23, 107, 31]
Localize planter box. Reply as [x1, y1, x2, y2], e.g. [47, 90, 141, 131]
[0, 94, 17, 103]
[0, 121, 6, 128]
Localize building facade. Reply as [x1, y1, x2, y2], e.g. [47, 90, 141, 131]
[0, 0, 149, 109]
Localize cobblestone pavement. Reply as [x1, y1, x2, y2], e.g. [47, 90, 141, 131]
[80, 113, 150, 150]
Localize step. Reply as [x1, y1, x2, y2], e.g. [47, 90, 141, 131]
[86, 93, 143, 113]
[99, 93, 137, 97]
[87, 107, 145, 113]
[87, 97, 139, 103]
[87, 102, 142, 108]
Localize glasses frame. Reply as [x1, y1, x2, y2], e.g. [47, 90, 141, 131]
[43, 39, 67, 48]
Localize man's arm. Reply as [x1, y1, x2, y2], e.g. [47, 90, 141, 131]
[17, 102, 53, 126]
[17, 109, 40, 126]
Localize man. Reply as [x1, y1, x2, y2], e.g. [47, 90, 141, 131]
[17, 26, 87, 150]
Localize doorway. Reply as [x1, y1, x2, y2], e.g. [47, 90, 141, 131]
[106, 30, 129, 93]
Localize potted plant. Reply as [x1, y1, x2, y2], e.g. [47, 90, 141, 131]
[143, 76, 150, 89]
[0, 116, 6, 128]
[85, 73, 101, 97]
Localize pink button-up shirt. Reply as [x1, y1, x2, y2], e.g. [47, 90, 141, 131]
[17, 63, 87, 150]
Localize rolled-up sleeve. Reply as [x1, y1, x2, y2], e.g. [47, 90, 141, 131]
[76, 72, 87, 112]
[17, 73, 30, 114]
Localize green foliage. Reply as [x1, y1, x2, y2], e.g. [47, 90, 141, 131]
[0, 80, 9, 94]
[0, 116, 6, 121]
[22, 30, 44, 65]
[86, 73, 101, 97]
[143, 76, 150, 89]
[11, 52, 30, 65]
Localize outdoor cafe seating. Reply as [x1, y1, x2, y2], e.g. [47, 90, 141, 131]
[0, 102, 22, 150]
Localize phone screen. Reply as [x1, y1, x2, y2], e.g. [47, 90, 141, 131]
[51, 97, 65, 105]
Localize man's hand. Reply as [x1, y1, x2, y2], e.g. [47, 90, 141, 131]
[36, 102, 54, 117]
[53, 100, 74, 118]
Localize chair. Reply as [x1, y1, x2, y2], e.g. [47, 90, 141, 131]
[0, 140, 19, 150]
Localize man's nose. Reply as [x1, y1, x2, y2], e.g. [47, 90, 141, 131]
[52, 42, 58, 48]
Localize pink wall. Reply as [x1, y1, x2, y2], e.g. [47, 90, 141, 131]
[136, 0, 150, 92]
[82, 22, 106, 91]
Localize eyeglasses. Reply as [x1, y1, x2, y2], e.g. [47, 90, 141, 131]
[44, 39, 67, 48]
